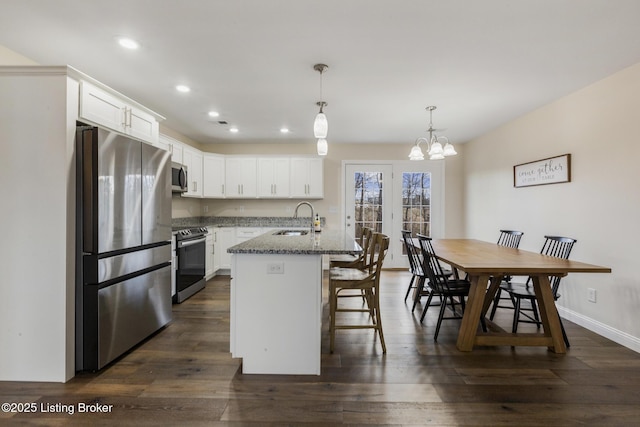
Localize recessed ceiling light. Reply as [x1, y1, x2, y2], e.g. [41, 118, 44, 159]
[208, 111, 220, 118]
[280, 128, 289, 134]
[229, 127, 239, 133]
[176, 85, 190, 93]
[117, 37, 139, 50]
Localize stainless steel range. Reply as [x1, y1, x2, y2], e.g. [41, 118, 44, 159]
[173, 227, 208, 303]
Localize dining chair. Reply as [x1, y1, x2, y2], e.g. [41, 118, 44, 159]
[329, 232, 389, 353]
[402, 230, 453, 315]
[401, 230, 428, 306]
[416, 234, 471, 341]
[488, 230, 524, 315]
[492, 235, 576, 347]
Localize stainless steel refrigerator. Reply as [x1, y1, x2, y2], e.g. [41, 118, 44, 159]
[76, 125, 172, 371]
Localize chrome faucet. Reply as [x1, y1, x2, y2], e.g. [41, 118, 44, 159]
[293, 201, 315, 232]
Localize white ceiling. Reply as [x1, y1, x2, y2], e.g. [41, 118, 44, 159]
[2, 0, 640, 146]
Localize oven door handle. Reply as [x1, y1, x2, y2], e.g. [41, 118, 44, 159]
[177, 237, 206, 248]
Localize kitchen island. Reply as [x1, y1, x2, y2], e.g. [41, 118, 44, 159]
[228, 229, 361, 375]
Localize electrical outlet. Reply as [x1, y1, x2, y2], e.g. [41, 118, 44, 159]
[588, 288, 597, 303]
[239, 205, 245, 212]
[203, 205, 209, 213]
[267, 262, 284, 274]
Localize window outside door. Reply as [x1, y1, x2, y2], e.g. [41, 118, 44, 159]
[344, 164, 393, 246]
[344, 161, 443, 268]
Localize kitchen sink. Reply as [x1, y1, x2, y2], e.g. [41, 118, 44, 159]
[273, 229, 309, 236]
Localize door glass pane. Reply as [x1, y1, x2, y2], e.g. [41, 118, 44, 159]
[401, 172, 431, 253]
[353, 171, 384, 243]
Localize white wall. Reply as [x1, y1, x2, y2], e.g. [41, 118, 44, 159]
[464, 62, 640, 351]
[0, 44, 37, 65]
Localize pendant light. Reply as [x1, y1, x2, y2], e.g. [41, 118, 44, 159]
[314, 102, 328, 139]
[313, 64, 329, 155]
[409, 106, 457, 160]
[317, 138, 328, 156]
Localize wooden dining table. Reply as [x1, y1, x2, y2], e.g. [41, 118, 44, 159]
[428, 239, 611, 353]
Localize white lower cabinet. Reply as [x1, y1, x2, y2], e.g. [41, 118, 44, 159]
[215, 227, 236, 270]
[206, 228, 215, 280]
[236, 227, 263, 243]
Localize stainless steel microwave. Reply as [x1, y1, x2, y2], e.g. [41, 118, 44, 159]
[171, 162, 188, 193]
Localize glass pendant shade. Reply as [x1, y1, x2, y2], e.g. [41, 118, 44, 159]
[443, 142, 457, 156]
[313, 112, 328, 139]
[408, 145, 424, 160]
[428, 140, 444, 156]
[317, 138, 328, 156]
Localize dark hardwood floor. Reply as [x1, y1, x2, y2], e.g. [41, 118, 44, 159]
[2, 271, 640, 426]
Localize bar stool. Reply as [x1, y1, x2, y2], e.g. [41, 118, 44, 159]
[329, 232, 389, 353]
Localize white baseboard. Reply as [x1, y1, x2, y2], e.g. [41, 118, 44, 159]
[558, 306, 640, 353]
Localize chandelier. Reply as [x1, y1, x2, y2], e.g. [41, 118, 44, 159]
[313, 63, 329, 156]
[409, 106, 457, 160]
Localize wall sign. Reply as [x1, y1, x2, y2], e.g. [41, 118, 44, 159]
[514, 154, 571, 188]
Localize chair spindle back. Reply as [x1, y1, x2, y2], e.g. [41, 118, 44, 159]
[497, 230, 524, 249]
[416, 234, 452, 294]
[401, 230, 423, 277]
[541, 235, 576, 296]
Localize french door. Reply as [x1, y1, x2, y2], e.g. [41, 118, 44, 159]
[344, 164, 393, 242]
[344, 161, 443, 268]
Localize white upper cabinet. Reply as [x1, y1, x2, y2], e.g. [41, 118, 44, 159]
[290, 157, 324, 198]
[127, 105, 158, 143]
[203, 154, 226, 198]
[225, 157, 257, 198]
[79, 81, 159, 144]
[182, 147, 203, 198]
[159, 134, 184, 164]
[187, 154, 324, 200]
[257, 158, 290, 198]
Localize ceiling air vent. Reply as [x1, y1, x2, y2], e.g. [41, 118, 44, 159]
[218, 120, 228, 125]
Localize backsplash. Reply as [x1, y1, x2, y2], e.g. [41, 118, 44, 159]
[172, 216, 326, 229]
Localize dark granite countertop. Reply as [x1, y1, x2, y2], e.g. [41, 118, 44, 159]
[172, 216, 324, 229]
[227, 229, 362, 255]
